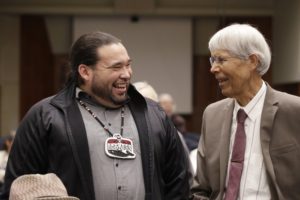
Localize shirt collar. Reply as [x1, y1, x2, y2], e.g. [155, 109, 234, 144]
[233, 81, 267, 122]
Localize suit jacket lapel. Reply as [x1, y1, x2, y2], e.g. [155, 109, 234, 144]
[219, 100, 235, 194]
[260, 85, 283, 199]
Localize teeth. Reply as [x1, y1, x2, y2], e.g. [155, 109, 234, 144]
[115, 84, 126, 88]
[217, 78, 227, 82]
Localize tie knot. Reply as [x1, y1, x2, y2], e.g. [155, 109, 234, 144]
[237, 109, 247, 123]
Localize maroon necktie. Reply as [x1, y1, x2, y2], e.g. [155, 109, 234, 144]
[224, 109, 248, 200]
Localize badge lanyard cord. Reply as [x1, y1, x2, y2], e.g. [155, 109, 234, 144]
[76, 97, 125, 136]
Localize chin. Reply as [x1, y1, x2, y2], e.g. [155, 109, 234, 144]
[112, 95, 128, 105]
[221, 90, 232, 98]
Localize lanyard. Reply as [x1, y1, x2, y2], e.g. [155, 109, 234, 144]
[76, 97, 125, 136]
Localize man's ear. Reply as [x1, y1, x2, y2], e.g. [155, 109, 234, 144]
[248, 54, 259, 70]
[78, 64, 91, 82]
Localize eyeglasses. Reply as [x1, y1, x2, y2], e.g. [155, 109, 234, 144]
[209, 56, 238, 66]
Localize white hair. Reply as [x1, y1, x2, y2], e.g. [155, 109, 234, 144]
[208, 23, 271, 75]
[133, 81, 158, 102]
[158, 93, 173, 102]
[158, 93, 176, 114]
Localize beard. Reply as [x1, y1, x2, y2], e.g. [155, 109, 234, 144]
[91, 79, 129, 106]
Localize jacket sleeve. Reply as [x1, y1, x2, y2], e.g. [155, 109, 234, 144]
[0, 102, 49, 199]
[163, 116, 190, 200]
[190, 111, 212, 200]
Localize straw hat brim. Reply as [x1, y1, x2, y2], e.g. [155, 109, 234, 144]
[35, 196, 79, 200]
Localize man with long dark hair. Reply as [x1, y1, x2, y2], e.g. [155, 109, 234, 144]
[0, 31, 190, 200]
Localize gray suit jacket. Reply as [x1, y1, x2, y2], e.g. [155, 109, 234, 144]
[191, 85, 300, 200]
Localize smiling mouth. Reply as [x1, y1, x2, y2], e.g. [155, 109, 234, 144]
[114, 83, 128, 95]
[217, 78, 228, 87]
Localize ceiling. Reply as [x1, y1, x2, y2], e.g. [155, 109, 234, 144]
[0, 0, 274, 16]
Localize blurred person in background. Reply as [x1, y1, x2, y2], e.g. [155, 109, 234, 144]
[158, 93, 175, 117]
[132, 81, 158, 102]
[171, 114, 199, 152]
[158, 93, 199, 152]
[0, 131, 15, 187]
[134, 81, 195, 181]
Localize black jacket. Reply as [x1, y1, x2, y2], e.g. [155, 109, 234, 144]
[0, 83, 190, 200]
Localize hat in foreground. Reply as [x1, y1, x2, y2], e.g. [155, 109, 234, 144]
[9, 173, 79, 200]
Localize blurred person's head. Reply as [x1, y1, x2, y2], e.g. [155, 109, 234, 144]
[208, 23, 271, 106]
[171, 114, 187, 134]
[133, 81, 158, 102]
[1, 134, 14, 153]
[9, 173, 79, 200]
[158, 93, 176, 117]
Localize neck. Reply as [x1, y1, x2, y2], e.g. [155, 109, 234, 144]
[236, 78, 263, 107]
[79, 85, 122, 109]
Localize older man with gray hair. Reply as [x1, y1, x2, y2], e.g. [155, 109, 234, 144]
[191, 23, 300, 200]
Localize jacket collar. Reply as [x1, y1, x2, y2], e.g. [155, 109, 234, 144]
[260, 84, 281, 199]
[219, 99, 235, 195]
[50, 82, 76, 109]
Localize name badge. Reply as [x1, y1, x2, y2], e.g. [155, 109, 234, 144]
[105, 133, 136, 159]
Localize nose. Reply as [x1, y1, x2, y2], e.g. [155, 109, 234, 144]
[120, 66, 132, 79]
[210, 63, 220, 74]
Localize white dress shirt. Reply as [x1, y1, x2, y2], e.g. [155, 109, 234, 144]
[226, 82, 271, 200]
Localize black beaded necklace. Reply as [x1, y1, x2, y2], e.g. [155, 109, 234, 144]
[76, 97, 136, 159]
[76, 97, 125, 136]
